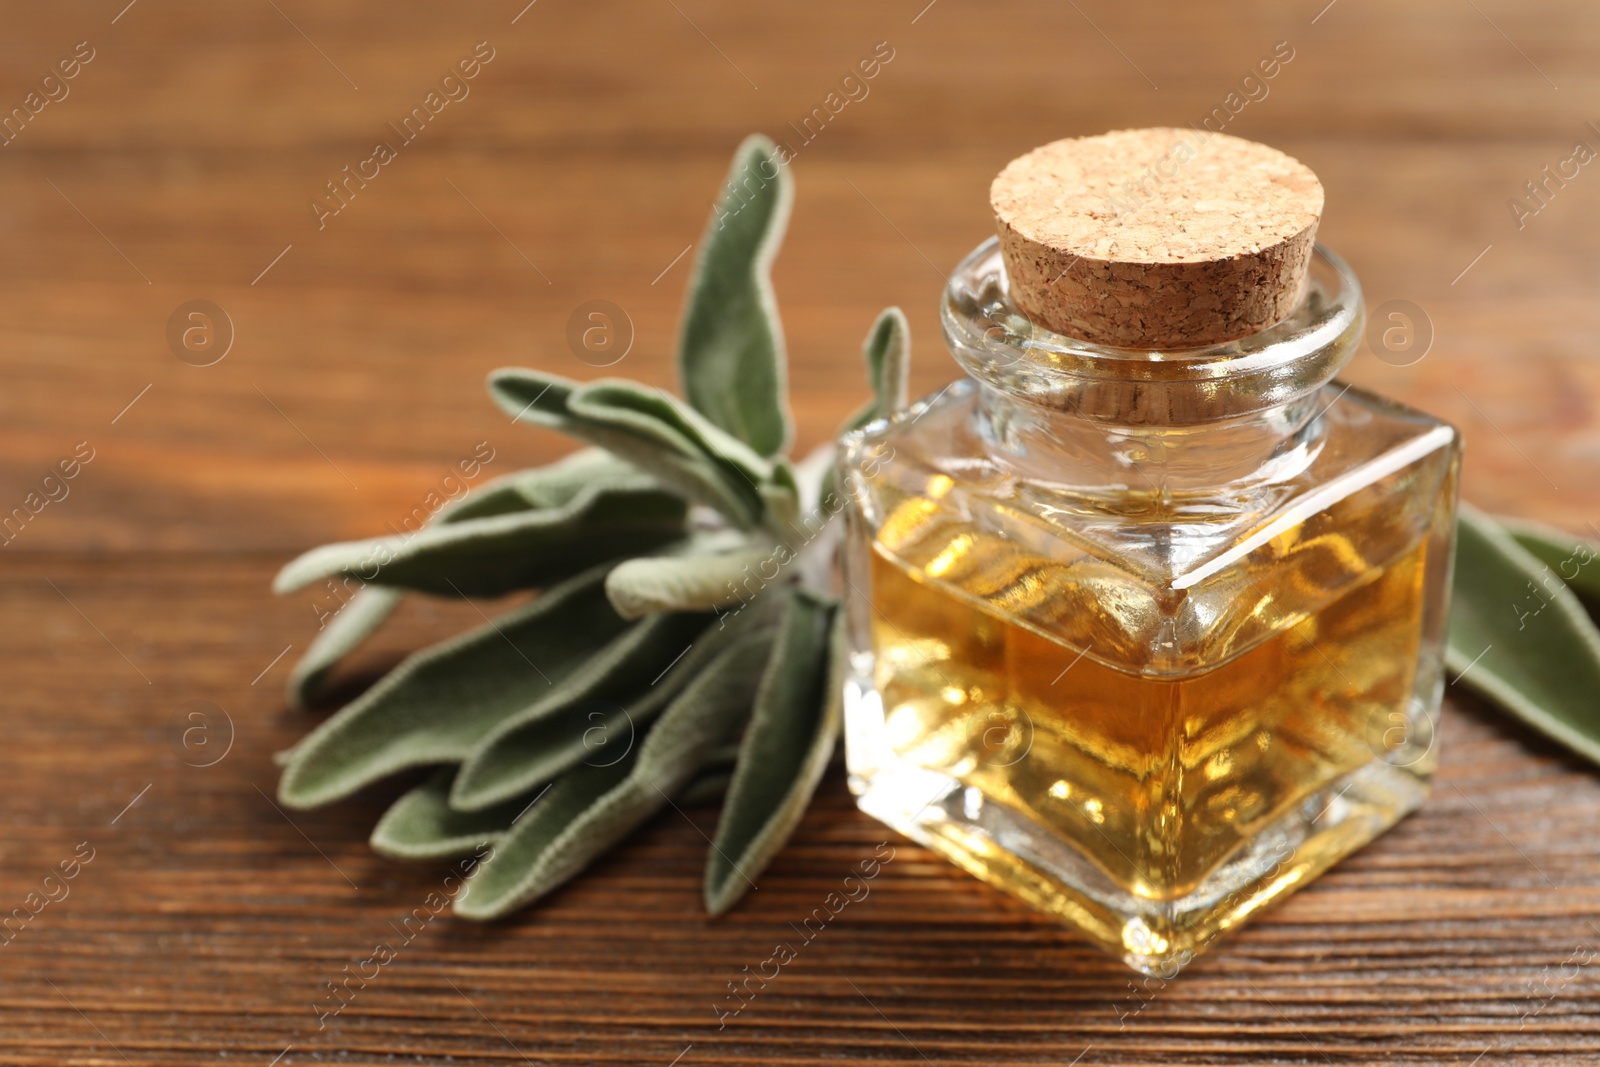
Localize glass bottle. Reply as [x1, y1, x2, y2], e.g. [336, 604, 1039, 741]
[836, 130, 1461, 975]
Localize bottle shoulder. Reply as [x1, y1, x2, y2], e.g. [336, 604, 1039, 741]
[840, 378, 1460, 672]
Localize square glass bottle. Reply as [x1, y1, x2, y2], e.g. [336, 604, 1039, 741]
[836, 130, 1461, 975]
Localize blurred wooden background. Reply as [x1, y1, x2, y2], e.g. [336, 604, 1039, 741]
[2, 1, 1598, 1063]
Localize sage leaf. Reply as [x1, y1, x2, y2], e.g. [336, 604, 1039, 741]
[287, 585, 403, 709]
[279, 449, 650, 703]
[822, 307, 912, 505]
[453, 448, 642, 517]
[272, 476, 685, 598]
[278, 565, 630, 809]
[489, 369, 764, 528]
[760, 458, 801, 534]
[452, 758, 634, 920]
[680, 743, 742, 806]
[843, 306, 911, 433]
[679, 134, 793, 458]
[414, 447, 629, 526]
[705, 588, 842, 916]
[604, 547, 771, 619]
[571, 380, 773, 524]
[679, 769, 734, 806]
[452, 590, 786, 811]
[1447, 504, 1600, 767]
[372, 748, 743, 864]
[370, 769, 519, 861]
[455, 629, 776, 919]
[572, 381, 773, 486]
[1500, 515, 1600, 607]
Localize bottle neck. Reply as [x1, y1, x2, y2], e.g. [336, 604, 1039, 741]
[973, 382, 1327, 492]
[941, 238, 1363, 492]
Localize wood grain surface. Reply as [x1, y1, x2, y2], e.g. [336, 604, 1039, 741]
[2, 1, 1599, 1063]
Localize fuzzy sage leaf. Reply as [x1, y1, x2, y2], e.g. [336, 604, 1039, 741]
[282, 449, 661, 705]
[605, 546, 772, 620]
[574, 381, 774, 486]
[679, 743, 742, 806]
[679, 134, 793, 458]
[370, 769, 521, 861]
[449, 448, 644, 518]
[1447, 504, 1600, 767]
[489, 370, 768, 528]
[273, 472, 684, 598]
[455, 629, 775, 919]
[842, 306, 911, 433]
[1500, 516, 1600, 607]
[373, 746, 744, 863]
[705, 588, 842, 915]
[278, 565, 630, 809]
[288, 586, 403, 709]
[451, 589, 787, 812]
[822, 307, 912, 505]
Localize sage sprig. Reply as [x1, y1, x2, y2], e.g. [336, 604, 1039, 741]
[274, 134, 901, 919]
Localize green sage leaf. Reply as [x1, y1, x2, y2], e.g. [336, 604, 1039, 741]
[453, 758, 634, 920]
[454, 629, 776, 919]
[572, 381, 773, 485]
[679, 743, 741, 806]
[1500, 515, 1600, 607]
[372, 747, 742, 862]
[451, 589, 786, 811]
[370, 769, 520, 861]
[678, 134, 793, 458]
[604, 547, 771, 619]
[760, 458, 801, 534]
[277, 565, 630, 809]
[842, 306, 911, 433]
[456, 448, 640, 516]
[489, 369, 764, 528]
[679, 769, 733, 806]
[287, 585, 404, 709]
[1447, 504, 1600, 767]
[272, 475, 685, 598]
[280, 449, 648, 704]
[704, 588, 842, 916]
[822, 307, 912, 505]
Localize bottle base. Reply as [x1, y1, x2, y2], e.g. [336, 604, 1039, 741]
[844, 667, 1431, 977]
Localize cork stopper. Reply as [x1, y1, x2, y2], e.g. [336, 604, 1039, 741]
[991, 128, 1323, 349]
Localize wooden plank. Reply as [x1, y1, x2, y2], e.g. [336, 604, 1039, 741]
[2, 0, 1598, 1062]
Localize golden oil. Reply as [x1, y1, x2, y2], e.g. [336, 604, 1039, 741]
[870, 511, 1426, 894]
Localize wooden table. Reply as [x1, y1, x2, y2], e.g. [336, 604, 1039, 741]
[3, 1, 1598, 1063]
